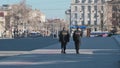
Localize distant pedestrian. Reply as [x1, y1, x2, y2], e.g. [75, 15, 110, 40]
[73, 27, 82, 54]
[87, 28, 91, 37]
[59, 27, 70, 54]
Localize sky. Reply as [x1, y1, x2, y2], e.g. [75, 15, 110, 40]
[0, 0, 71, 19]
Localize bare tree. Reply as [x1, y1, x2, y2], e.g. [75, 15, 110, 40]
[9, 0, 32, 38]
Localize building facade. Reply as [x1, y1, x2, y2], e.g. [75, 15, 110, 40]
[0, 5, 11, 38]
[106, 0, 120, 32]
[0, 4, 46, 38]
[27, 9, 46, 32]
[70, 0, 108, 31]
[109, 0, 120, 27]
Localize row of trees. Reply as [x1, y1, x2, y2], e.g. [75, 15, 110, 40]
[4, 0, 46, 38]
[3, 0, 67, 38]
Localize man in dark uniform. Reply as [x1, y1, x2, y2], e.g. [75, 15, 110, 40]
[73, 27, 82, 54]
[59, 27, 70, 54]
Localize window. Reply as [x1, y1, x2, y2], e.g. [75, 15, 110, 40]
[94, 0, 98, 3]
[94, 21, 97, 25]
[74, 13, 77, 19]
[94, 6, 97, 10]
[88, 6, 91, 12]
[82, 0, 86, 3]
[88, 0, 92, 3]
[75, 6, 77, 11]
[82, 21, 84, 25]
[88, 21, 91, 25]
[94, 13, 97, 18]
[82, 6, 84, 11]
[101, 6, 103, 10]
[75, 21, 77, 25]
[88, 13, 91, 19]
[82, 13, 84, 18]
[75, 0, 79, 3]
[101, 0, 105, 3]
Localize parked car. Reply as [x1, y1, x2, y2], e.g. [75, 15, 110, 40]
[90, 31, 110, 37]
[28, 32, 42, 38]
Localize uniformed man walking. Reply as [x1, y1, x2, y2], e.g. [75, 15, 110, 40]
[73, 27, 82, 54]
[59, 27, 70, 54]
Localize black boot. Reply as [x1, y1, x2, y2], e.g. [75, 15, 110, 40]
[76, 50, 79, 54]
[63, 50, 66, 54]
[61, 49, 64, 54]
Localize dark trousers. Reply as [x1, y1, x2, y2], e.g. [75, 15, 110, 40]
[61, 41, 67, 53]
[74, 41, 80, 54]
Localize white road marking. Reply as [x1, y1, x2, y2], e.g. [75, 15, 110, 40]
[0, 49, 119, 56]
[30, 49, 94, 54]
[0, 51, 28, 56]
[0, 60, 80, 65]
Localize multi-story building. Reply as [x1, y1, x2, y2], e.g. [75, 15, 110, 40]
[29, 9, 46, 23]
[108, 0, 120, 27]
[28, 9, 46, 32]
[0, 4, 46, 38]
[0, 5, 11, 38]
[0, 11, 5, 37]
[69, 0, 108, 32]
[105, 0, 120, 33]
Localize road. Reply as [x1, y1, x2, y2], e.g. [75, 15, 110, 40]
[0, 37, 119, 68]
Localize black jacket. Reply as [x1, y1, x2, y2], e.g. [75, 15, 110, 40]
[59, 30, 70, 42]
[73, 30, 82, 42]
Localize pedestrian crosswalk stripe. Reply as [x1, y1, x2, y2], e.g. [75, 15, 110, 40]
[0, 61, 80, 65]
[0, 49, 119, 56]
[30, 49, 93, 54]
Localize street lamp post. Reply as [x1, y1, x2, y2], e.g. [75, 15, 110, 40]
[65, 9, 71, 34]
[101, 12, 104, 31]
[98, 10, 104, 31]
